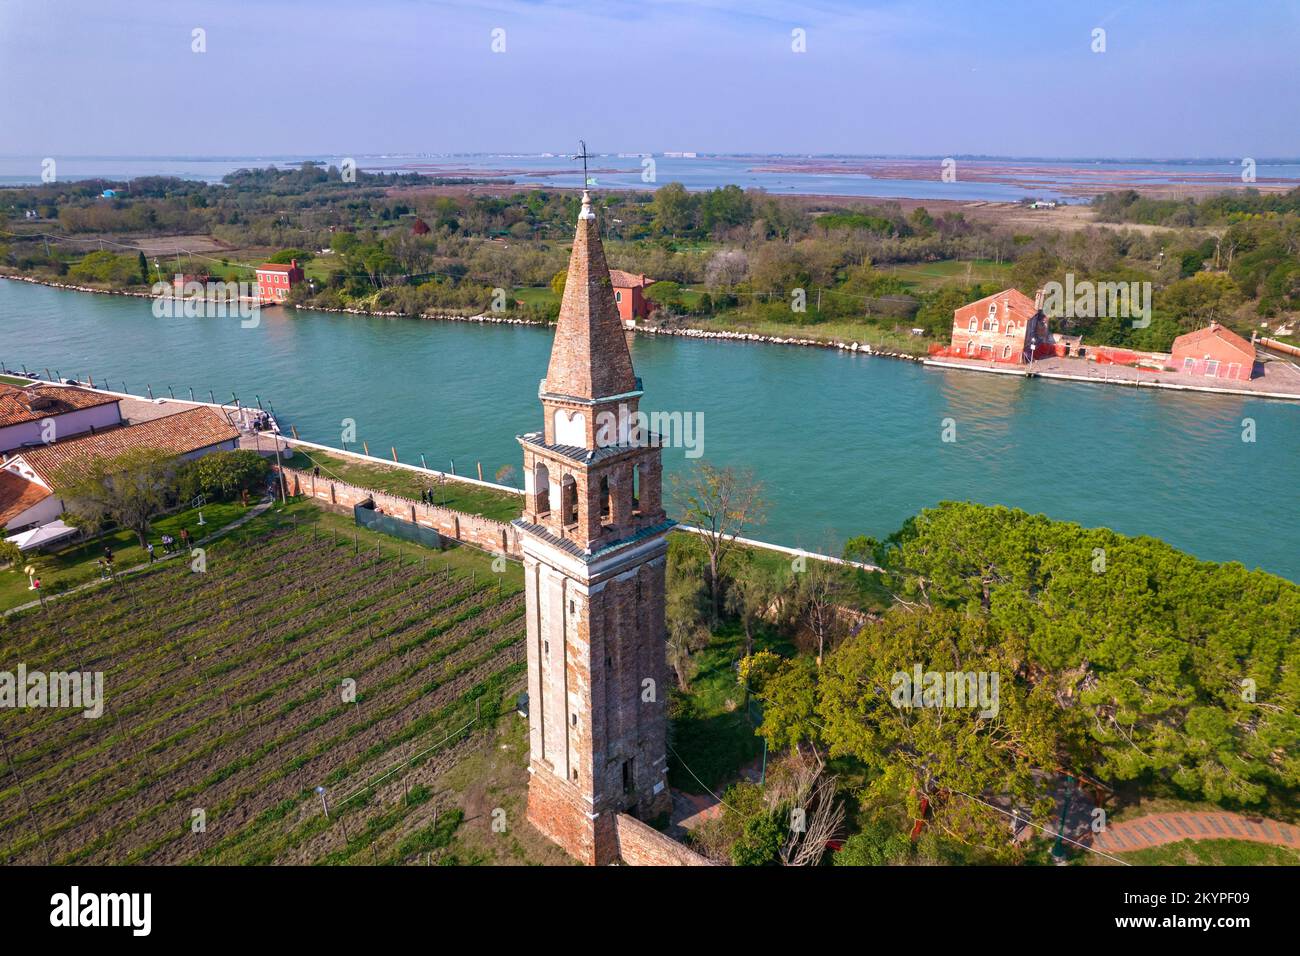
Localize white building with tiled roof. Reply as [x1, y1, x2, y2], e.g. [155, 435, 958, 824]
[0, 382, 124, 454]
[1, 406, 239, 533]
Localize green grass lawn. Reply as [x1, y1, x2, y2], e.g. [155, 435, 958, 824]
[512, 286, 558, 308]
[301, 254, 338, 284]
[0, 374, 35, 386]
[1096, 839, 1300, 866]
[281, 447, 523, 523]
[668, 622, 767, 795]
[668, 617, 798, 796]
[690, 312, 931, 355]
[1, 500, 247, 612]
[880, 258, 1014, 291]
[739, 541, 893, 614]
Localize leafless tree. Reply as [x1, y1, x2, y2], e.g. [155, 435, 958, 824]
[704, 248, 749, 291]
[770, 754, 845, 867]
[796, 555, 847, 666]
[725, 558, 781, 661]
[671, 463, 767, 626]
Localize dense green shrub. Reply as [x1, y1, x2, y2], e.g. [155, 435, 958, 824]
[177, 450, 270, 502]
[834, 821, 914, 866]
[731, 812, 786, 866]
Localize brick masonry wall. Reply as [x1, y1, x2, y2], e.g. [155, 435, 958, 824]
[614, 813, 716, 866]
[281, 466, 520, 556]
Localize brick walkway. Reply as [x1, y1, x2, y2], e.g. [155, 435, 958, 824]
[1092, 811, 1300, 854]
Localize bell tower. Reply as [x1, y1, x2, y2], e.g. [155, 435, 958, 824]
[516, 190, 674, 865]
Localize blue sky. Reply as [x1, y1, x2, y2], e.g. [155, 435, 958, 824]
[1, 0, 1297, 157]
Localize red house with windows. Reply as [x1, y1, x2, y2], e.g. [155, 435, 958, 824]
[1169, 322, 1257, 381]
[255, 260, 305, 305]
[609, 270, 654, 326]
[948, 288, 1051, 363]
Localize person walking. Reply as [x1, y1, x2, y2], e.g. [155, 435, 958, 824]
[180, 528, 192, 550]
[103, 543, 114, 564]
[146, 542, 155, 564]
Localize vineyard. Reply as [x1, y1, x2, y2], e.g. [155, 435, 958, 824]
[0, 503, 567, 865]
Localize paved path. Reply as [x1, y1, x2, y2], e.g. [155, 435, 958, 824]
[4, 497, 276, 617]
[1092, 811, 1300, 854]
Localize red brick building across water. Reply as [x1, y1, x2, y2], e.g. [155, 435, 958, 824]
[1169, 322, 1259, 381]
[609, 269, 654, 325]
[946, 288, 1052, 364]
[255, 260, 304, 305]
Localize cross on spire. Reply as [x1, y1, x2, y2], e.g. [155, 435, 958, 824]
[572, 139, 594, 188]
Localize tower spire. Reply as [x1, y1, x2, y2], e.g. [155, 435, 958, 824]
[513, 147, 674, 862]
[542, 186, 637, 405]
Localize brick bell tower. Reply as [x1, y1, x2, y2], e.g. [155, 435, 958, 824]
[515, 190, 674, 865]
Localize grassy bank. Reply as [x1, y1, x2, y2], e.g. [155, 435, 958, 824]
[679, 312, 931, 355]
[1, 500, 247, 612]
[281, 447, 523, 523]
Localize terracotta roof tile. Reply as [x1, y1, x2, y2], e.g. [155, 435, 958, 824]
[0, 383, 120, 428]
[13, 407, 239, 486]
[954, 288, 1042, 324]
[1171, 323, 1255, 359]
[544, 203, 638, 401]
[609, 270, 652, 288]
[0, 469, 51, 525]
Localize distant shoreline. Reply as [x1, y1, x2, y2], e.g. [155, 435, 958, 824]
[5, 154, 1298, 202]
[8, 273, 1295, 401]
[0, 271, 926, 363]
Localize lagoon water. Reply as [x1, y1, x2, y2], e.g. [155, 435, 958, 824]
[5, 154, 1300, 201]
[3, 279, 1298, 580]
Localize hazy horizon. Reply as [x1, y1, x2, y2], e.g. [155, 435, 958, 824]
[2, 0, 1297, 158]
[4, 152, 1300, 163]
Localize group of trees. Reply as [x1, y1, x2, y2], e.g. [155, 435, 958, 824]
[6, 168, 1297, 348]
[54, 449, 269, 546]
[65, 249, 145, 286]
[1088, 186, 1300, 326]
[738, 501, 1300, 862]
[662, 472, 1299, 864]
[1093, 186, 1300, 228]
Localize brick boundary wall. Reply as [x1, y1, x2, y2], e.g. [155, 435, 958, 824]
[614, 813, 717, 866]
[280, 465, 520, 557]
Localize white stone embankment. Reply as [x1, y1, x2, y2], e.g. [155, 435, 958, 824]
[1, 272, 159, 299]
[1, 274, 927, 361]
[296, 302, 548, 326]
[632, 323, 926, 362]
